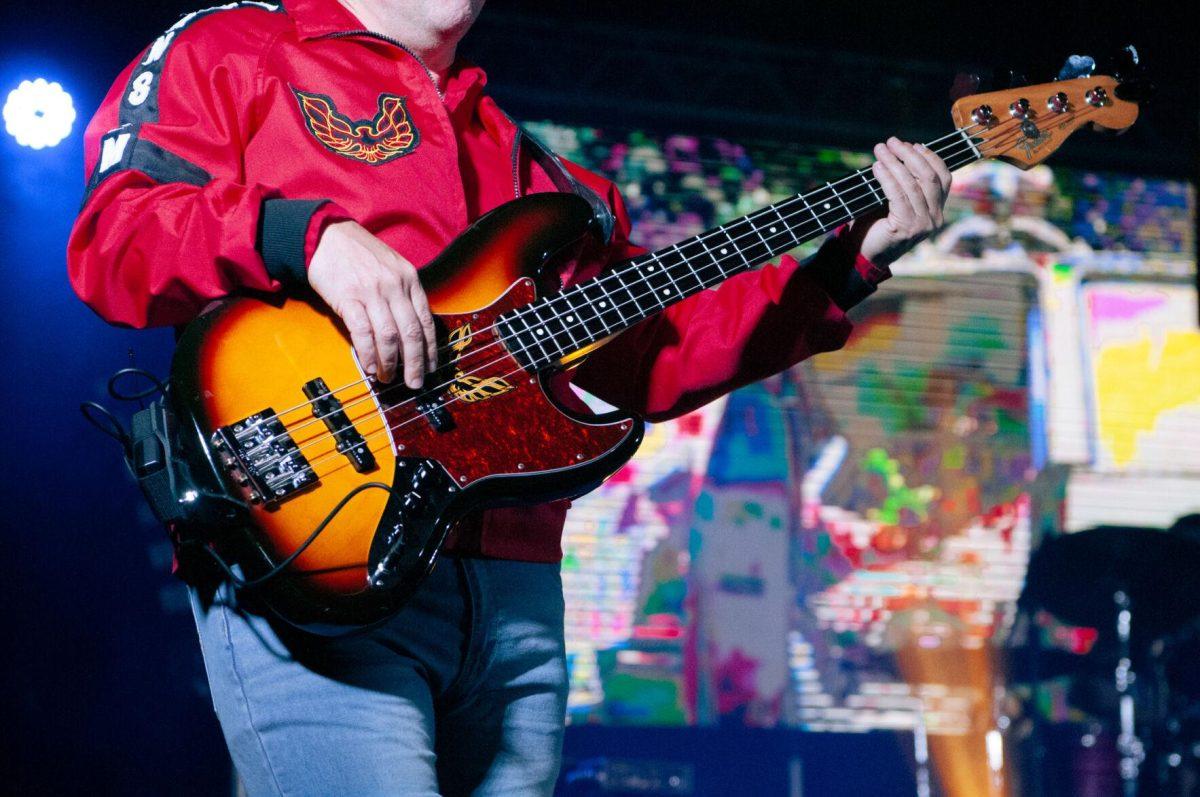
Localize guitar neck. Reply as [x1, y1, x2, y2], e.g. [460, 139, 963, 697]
[499, 127, 984, 369]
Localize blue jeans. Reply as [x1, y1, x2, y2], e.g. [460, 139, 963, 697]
[189, 556, 568, 796]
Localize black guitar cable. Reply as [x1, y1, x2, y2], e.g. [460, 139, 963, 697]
[83, 367, 397, 597]
[180, 480, 396, 590]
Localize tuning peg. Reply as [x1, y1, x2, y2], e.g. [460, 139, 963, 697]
[971, 104, 996, 125]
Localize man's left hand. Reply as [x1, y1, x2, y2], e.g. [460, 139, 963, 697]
[852, 137, 952, 267]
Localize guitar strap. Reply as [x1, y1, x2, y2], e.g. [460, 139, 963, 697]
[514, 123, 616, 246]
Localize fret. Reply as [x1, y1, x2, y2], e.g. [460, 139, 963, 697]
[770, 205, 799, 248]
[827, 181, 853, 222]
[542, 297, 583, 351]
[612, 267, 657, 318]
[577, 280, 623, 334]
[565, 284, 610, 342]
[658, 250, 686, 297]
[798, 193, 826, 233]
[695, 234, 728, 287]
[718, 227, 753, 271]
[751, 218, 772, 252]
[805, 184, 845, 233]
[635, 258, 674, 309]
[671, 239, 714, 292]
[860, 171, 883, 206]
[725, 217, 770, 267]
[529, 304, 568, 361]
[508, 308, 553, 367]
[669, 243, 706, 295]
[593, 274, 629, 327]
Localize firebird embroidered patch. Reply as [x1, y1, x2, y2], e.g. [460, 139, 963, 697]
[292, 87, 420, 165]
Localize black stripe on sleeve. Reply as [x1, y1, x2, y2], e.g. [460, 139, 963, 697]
[82, 125, 212, 207]
[117, 2, 282, 127]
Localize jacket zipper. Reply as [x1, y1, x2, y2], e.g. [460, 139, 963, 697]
[318, 30, 445, 101]
[510, 129, 523, 200]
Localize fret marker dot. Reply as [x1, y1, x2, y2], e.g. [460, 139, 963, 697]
[566, 315, 574, 322]
[823, 202, 831, 209]
[599, 301, 607, 307]
[720, 248, 728, 254]
[769, 227, 777, 233]
[647, 265, 655, 271]
[662, 288, 671, 295]
[536, 328, 545, 335]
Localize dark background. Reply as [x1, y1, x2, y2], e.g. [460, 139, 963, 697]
[0, 1, 1194, 794]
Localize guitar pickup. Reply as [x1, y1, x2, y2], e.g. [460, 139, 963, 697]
[303, 377, 376, 473]
[417, 398, 455, 433]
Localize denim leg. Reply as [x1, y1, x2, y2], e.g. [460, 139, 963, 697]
[190, 559, 471, 797]
[436, 559, 569, 797]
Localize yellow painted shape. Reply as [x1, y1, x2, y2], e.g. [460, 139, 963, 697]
[1095, 329, 1200, 466]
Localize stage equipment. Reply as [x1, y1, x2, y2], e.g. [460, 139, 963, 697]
[1020, 525, 1200, 795]
[88, 72, 1141, 632]
[3, 78, 75, 149]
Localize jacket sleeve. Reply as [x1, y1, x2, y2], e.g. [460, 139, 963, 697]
[567, 163, 891, 422]
[66, 9, 348, 328]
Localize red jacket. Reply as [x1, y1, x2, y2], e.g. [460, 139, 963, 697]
[67, 0, 889, 562]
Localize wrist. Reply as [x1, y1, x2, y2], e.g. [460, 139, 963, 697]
[308, 211, 355, 265]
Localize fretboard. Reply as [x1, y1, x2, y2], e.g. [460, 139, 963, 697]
[498, 128, 983, 370]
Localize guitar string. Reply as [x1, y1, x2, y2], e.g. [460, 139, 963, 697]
[275, 117, 1093, 500]
[264, 123, 996, 454]
[287, 132, 1014, 480]
[282, 112, 1056, 462]
[279, 120, 1049, 477]
[245, 104, 1096, 478]
[264, 100, 1100, 445]
[281, 132, 987, 462]
[253, 121, 996, 438]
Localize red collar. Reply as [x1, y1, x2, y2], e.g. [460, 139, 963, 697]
[284, 0, 365, 40]
[283, 0, 489, 111]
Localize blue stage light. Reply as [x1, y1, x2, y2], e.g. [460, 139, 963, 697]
[4, 78, 76, 149]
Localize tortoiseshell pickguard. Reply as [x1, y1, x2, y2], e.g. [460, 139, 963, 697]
[376, 279, 633, 485]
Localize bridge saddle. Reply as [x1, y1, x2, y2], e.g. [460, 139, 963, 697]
[211, 408, 316, 506]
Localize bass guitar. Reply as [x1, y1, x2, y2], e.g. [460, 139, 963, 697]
[151, 72, 1140, 630]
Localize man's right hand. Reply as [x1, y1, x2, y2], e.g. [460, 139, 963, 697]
[308, 220, 437, 389]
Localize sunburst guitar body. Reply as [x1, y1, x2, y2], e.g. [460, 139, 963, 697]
[171, 193, 643, 631]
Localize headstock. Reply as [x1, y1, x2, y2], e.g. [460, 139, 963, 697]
[950, 75, 1140, 169]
